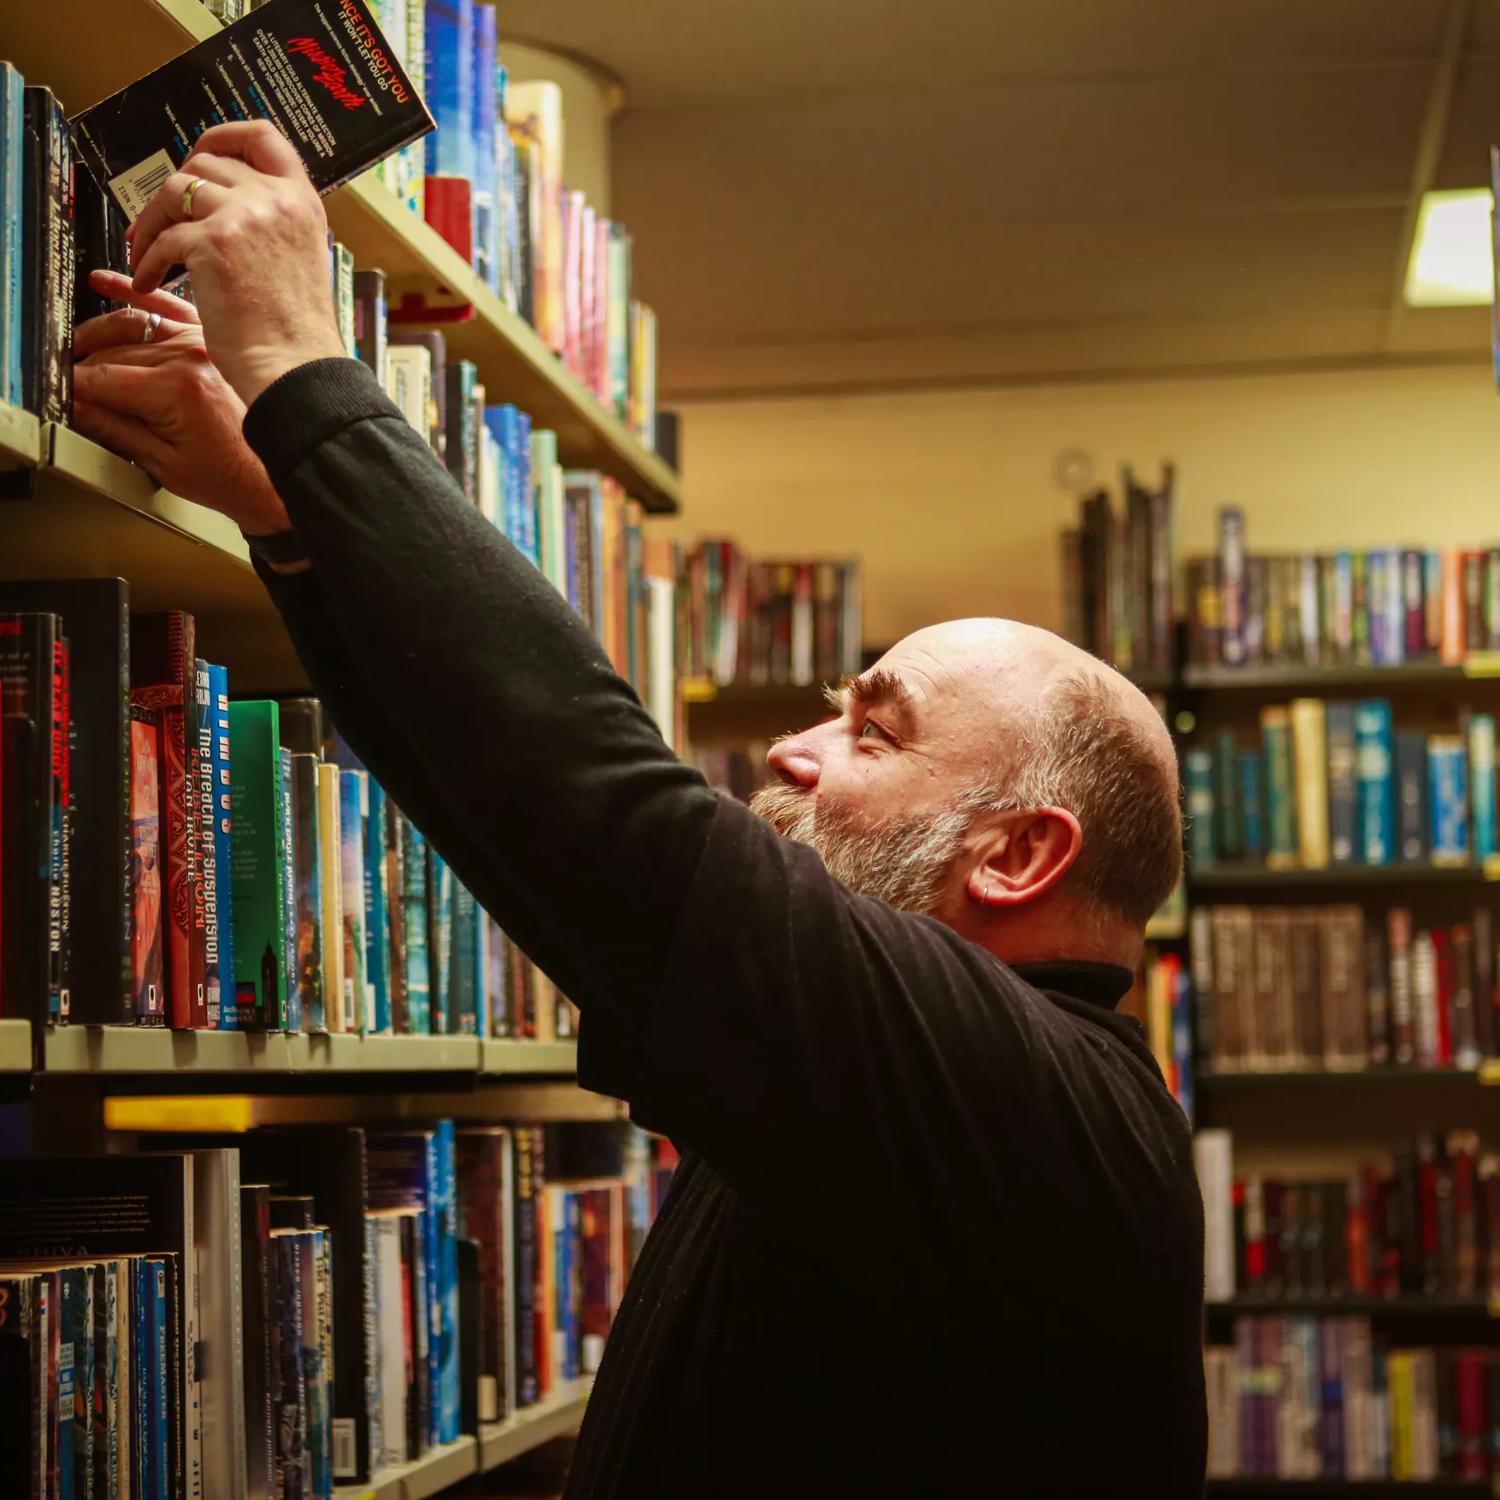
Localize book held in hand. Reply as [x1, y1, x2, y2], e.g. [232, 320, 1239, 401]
[69, 0, 433, 223]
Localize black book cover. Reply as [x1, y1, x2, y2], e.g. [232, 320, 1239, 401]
[240, 1184, 274, 1500]
[239, 1128, 370, 1484]
[0, 1275, 41, 1499]
[0, 613, 58, 1026]
[457, 1236, 479, 1436]
[0, 582, 131, 1023]
[21, 87, 73, 424]
[70, 0, 432, 223]
[71, 161, 129, 327]
[512, 1127, 538, 1406]
[269, 1195, 316, 1231]
[277, 697, 325, 758]
[398, 1212, 424, 1460]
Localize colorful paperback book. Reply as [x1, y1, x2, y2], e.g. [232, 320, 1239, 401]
[1470, 713, 1498, 862]
[272, 1232, 310, 1500]
[339, 769, 372, 1033]
[71, 0, 432, 224]
[1395, 730, 1428, 863]
[281, 746, 301, 1031]
[0, 63, 23, 407]
[428, 847, 452, 1033]
[291, 753, 325, 1031]
[423, 0, 474, 180]
[1429, 735, 1470, 866]
[208, 664, 237, 1028]
[129, 703, 166, 1022]
[229, 700, 285, 1029]
[402, 816, 431, 1032]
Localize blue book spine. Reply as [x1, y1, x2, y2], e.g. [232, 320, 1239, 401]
[1237, 751, 1264, 860]
[1354, 699, 1395, 865]
[1326, 701, 1358, 865]
[0, 63, 23, 407]
[429, 849, 452, 1033]
[1429, 736, 1470, 865]
[471, 0, 498, 287]
[425, 0, 475, 179]
[280, 747, 300, 1032]
[402, 819, 431, 1033]
[1383, 548, 1406, 663]
[338, 769, 370, 1032]
[147, 1260, 168, 1500]
[365, 779, 392, 1033]
[434, 1120, 459, 1443]
[1184, 748, 1216, 866]
[1470, 713, 1498, 861]
[302, 1230, 331, 1500]
[58, 1268, 77, 1500]
[1367, 550, 1389, 664]
[482, 407, 510, 541]
[1334, 551, 1354, 657]
[208, 664, 236, 1028]
[1170, 965, 1193, 1120]
[516, 410, 536, 564]
[1395, 730, 1428, 864]
[420, 1140, 440, 1448]
[101, 1262, 119, 1500]
[73, 1265, 94, 1495]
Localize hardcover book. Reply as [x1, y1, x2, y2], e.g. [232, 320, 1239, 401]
[337, 770, 371, 1033]
[128, 703, 166, 1024]
[70, 0, 432, 223]
[195, 661, 225, 1028]
[0, 582, 131, 1023]
[208, 664, 237, 1030]
[316, 764, 346, 1031]
[290, 754, 325, 1032]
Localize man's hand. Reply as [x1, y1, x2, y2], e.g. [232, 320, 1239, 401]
[125, 120, 347, 406]
[73, 269, 292, 537]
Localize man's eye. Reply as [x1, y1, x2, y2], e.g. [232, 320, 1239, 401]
[858, 719, 894, 744]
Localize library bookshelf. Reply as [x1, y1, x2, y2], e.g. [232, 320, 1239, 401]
[0, 0, 685, 1481]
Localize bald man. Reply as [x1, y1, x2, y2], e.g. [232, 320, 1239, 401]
[74, 124, 1207, 1497]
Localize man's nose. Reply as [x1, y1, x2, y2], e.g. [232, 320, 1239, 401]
[767, 731, 822, 789]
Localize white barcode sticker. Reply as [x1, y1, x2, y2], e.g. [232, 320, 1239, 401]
[332, 1417, 357, 1478]
[107, 149, 176, 222]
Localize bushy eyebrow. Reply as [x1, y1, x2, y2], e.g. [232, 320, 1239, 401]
[824, 669, 916, 717]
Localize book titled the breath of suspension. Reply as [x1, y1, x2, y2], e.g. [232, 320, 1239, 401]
[69, 0, 431, 222]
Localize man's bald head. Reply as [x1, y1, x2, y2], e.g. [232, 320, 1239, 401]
[859, 618, 1182, 928]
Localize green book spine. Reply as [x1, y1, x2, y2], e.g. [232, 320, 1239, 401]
[1184, 748, 1216, 867]
[1261, 709, 1299, 866]
[229, 700, 284, 1031]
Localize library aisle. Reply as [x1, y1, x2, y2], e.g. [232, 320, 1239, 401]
[5, 0, 1500, 1494]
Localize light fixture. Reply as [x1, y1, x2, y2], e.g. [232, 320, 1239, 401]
[1403, 187, 1495, 307]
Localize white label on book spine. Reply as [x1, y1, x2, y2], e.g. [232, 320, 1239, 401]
[108, 149, 175, 221]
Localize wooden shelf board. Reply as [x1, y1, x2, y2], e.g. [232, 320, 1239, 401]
[1200, 1067, 1486, 1088]
[0, 1021, 32, 1073]
[298, 1033, 482, 1073]
[1207, 1295, 1498, 1319]
[335, 1435, 478, 1500]
[479, 1039, 578, 1076]
[1204, 1482, 1494, 1496]
[1181, 661, 1473, 691]
[1188, 862, 1493, 889]
[0, 402, 42, 468]
[9, 0, 677, 513]
[477, 1377, 592, 1470]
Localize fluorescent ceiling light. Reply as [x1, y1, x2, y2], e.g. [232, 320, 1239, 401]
[1403, 187, 1494, 307]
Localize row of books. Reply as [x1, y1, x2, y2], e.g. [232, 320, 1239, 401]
[1195, 1130, 1500, 1304]
[1191, 903, 1500, 1074]
[684, 541, 863, 688]
[1191, 509, 1500, 669]
[0, 588, 575, 1035]
[1206, 1318, 1499, 1482]
[1184, 701, 1496, 870]
[341, 277, 682, 743]
[1126, 949, 1192, 1116]
[1057, 464, 1176, 677]
[0, 66, 132, 422]
[0, 1122, 676, 1495]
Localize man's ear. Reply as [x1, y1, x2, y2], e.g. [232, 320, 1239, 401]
[966, 808, 1083, 910]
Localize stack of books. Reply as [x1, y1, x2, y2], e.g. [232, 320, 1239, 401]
[1192, 903, 1500, 1074]
[0, 1122, 677, 1493]
[1056, 463, 1176, 678]
[1188, 507, 1500, 669]
[1184, 699, 1496, 870]
[684, 540, 862, 689]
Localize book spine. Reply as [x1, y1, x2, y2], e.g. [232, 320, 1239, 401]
[129, 704, 166, 1022]
[385, 800, 408, 1034]
[1395, 730, 1428, 863]
[1218, 508, 1245, 666]
[1326, 702, 1357, 865]
[1470, 714, 1497, 862]
[338, 770, 370, 1033]
[434, 1122, 458, 1444]
[275, 1235, 308, 1500]
[1403, 548, 1426, 659]
[1441, 549, 1465, 664]
[291, 754, 325, 1033]
[1238, 751, 1264, 861]
[364, 779, 391, 1034]
[48, 640, 65, 1020]
[195, 662, 224, 1029]
[1429, 735, 1471, 866]
[1262, 708, 1298, 866]
[280, 747, 299, 1032]
[402, 818, 430, 1033]
[1290, 698, 1331, 868]
[0, 66, 22, 408]
[316, 765, 346, 1031]
[208, 665, 236, 1028]
[513, 1128, 537, 1405]
[1354, 699, 1395, 866]
[1184, 748, 1216, 866]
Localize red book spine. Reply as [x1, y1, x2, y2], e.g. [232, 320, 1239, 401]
[423, 176, 473, 264]
[1456, 1350, 1486, 1478]
[1455, 1143, 1478, 1296]
[1420, 1152, 1441, 1293]
[1243, 1176, 1266, 1290]
[1347, 1183, 1370, 1295]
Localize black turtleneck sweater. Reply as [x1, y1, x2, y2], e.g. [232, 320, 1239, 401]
[243, 358, 1208, 1498]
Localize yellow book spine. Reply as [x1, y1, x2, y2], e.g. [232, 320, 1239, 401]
[1388, 1350, 1412, 1481]
[1289, 698, 1330, 868]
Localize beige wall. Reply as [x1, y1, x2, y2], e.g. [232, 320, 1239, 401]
[666, 359, 1500, 650]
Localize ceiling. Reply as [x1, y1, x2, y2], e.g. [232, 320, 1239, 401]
[501, 0, 1500, 401]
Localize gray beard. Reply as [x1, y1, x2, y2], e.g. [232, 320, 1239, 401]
[748, 782, 977, 916]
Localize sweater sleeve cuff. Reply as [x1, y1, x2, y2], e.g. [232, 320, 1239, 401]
[241, 356, 402, 485]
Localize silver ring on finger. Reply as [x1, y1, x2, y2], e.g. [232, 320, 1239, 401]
[141, 311, 163, 344]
